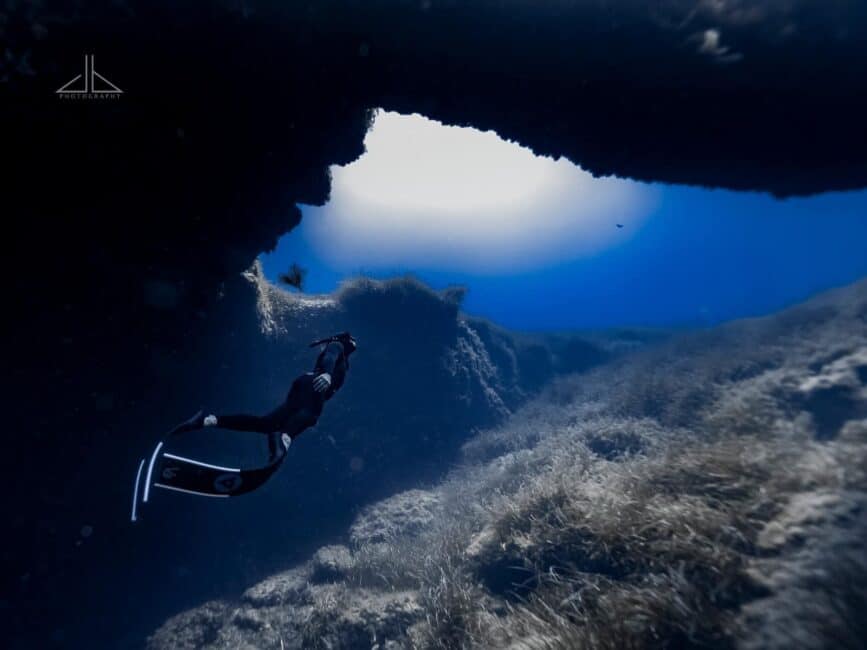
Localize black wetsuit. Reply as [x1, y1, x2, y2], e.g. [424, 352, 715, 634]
[214, 341, 349, 458]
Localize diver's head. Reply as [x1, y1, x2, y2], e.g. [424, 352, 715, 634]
[337, 331, 357, 356]
[310, 331, 357, 356]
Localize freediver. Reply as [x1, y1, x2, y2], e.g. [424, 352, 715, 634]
[170, 331, 356, 461]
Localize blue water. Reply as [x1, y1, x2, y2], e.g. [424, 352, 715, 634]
[261, 184, 867, 331]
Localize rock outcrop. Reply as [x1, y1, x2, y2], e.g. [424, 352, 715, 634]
[148, 279, 867, 650]
[6, 265, 622, 649]
[349, 490, 442, 548]
[150, 489, 440, 649]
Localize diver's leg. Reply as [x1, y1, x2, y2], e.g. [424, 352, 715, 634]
[216, 400, 299, 465]
[262, 408, 318, 462]
[273, 374, 322, 443]
[213, 408, 285, 434]
[267, 431, 282, 461]
[198, 375, 318, 459]
[169, 408, 283, 437]
[286, 408, 320, 441]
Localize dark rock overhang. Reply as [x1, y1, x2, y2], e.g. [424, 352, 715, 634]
[5, 1, 867, 313]
[5, 1, 867, 222]
[4, 1, 866, 318]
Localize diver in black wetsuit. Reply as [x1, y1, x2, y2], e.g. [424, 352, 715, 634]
[172, 332, 356, 461]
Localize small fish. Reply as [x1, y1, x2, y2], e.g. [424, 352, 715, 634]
[616, 223, 624, 228]
[278, 263, 307, 291]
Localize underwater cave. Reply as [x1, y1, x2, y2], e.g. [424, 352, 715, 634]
[4, 1, 867, 648]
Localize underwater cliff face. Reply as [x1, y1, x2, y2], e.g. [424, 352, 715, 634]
[147, 279, 867, 650]
[229, 264, 623, 500]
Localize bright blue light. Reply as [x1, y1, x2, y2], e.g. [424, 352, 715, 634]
[261, 113, 867, 330]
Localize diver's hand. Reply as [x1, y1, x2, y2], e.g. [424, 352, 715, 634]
[204, 415, 217, 427]
[313, 372, 332, 393]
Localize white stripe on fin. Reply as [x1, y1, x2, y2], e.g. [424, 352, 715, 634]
[153, 483, 231, 498]
[143, 441, 164, 503]
[130, 458, 146, 522]
[162, 452, 240, 473]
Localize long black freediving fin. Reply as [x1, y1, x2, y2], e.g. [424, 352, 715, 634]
[152, 449, 287, 498]
[131, 434, 290, 520]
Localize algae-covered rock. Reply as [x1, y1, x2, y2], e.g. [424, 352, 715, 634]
[242, 565, 311, 608]
[300, 585, 422, 649]
[310, 545, 354, 583]
[350, 489, 441, 547]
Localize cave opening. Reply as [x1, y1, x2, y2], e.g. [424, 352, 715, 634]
[260, 110, 867, 332]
